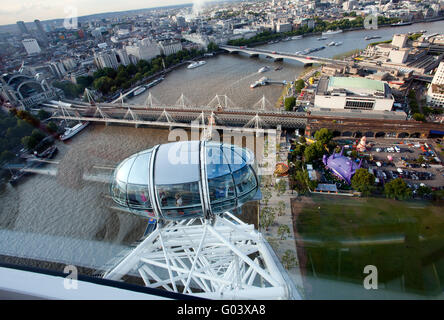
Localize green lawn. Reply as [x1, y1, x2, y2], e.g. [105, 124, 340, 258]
[295, 195, 444, 297]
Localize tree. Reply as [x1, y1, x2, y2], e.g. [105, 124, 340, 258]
[384, 178, 412, 200]
[304, 142, 324, 163]
[76, 75, 94, 88]
[281, 250, 297, 270]
[278, 225, 291, 240]
[46, 122, 58, 134]
[416, 185, 432, 198]
[294, 79, 305, 93]
[260, 207, 276, 231]
[207, 42, 219, 52]
[413, 113, 426, 122]
[284, 97, 296, 111]
[274, 179, 287, 196]
[31, 129, 45, 143]
[21, 136, 38, 150]
[0, 150, 14, 163]
[37, 109, 50, 120]
[277, 200, 286, 216]
[351, 168, 375, 196]
[314, 128, 333, 145]
[261, 188, 272, 206]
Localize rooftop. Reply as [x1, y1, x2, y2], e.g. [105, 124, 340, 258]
[328, 76, 385, 93]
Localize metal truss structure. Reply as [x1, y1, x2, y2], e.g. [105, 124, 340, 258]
[102, 212, 299, 300]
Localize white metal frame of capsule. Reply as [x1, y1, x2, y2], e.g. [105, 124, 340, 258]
[103, 213, 300, 300]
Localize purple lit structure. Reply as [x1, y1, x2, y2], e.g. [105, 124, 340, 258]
[322, 148, 362, 184]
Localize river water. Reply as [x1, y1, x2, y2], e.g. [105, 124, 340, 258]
[130, 21, 444, 109]
[0, 20, 443, 295]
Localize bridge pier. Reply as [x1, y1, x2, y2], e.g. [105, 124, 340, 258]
[249, 54, 259, 58]
[274, 58, 283, 62]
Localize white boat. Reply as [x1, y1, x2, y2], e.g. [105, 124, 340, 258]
[60, 122, 89, 141]
[187, 61, 207, 69]
[317, 37, 328, 40]
[327, 41, 336, 46]
[335, 41, 343, 46]
[133, 87, 146, 96]
[250, 77, 268, 88]
[322, 29, 343, 36]
[146, 77, 164, 89]
[258, 66, 270, 73]
[292, 35, 303, 40]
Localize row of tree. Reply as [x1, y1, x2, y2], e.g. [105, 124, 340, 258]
[54, 43, 219, 98]
[0, 109, 58, 163]
[228, 16, 401, 46]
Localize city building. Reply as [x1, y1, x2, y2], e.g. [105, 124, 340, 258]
[125, 38, 161, 62]
[158, 39, 183, 56]
[427, 61, 444, 108]
[48, 61, 67, 79]
[276, 22, 292, 33]
[22, 39, 42, 55]
[114, 49, 130, 66]
[94, 50, 119, 69]
[0, 72, 57, 108]
[314, 76, 395, 111]
[16, 21, 29, 34]
[34, 19, 49, 47]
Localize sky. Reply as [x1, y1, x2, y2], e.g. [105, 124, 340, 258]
[0, 0, 198, 26]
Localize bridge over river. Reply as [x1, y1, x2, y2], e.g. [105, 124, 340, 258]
[46, 94, 443, 139]
[220, 45, 348, 65]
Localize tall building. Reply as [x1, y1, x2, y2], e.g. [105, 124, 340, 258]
[22, 39, 41, 55]
[16, 21, 29, 34]
[115, 49, 130, 66]
[34, 20, 45, 36]
[48, 61, 67, 79]
[427, 61, 444, 108]
[34, 19, 49, 46]
[94, 51, 119, 69]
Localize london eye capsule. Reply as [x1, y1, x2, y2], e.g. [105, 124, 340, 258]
[110, 141, 260, 220]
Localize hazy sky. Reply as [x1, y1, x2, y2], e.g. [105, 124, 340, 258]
[0, 0, 197, 25]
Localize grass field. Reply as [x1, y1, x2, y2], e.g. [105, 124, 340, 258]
[293, 195, 444, 298]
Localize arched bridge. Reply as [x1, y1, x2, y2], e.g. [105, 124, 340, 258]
[220, 45, 347, 65]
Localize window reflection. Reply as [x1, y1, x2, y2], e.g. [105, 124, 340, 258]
[233, 165, 257, 196]
[111, 180, 127, 205]
[156, 181, 203, 219]
[127, 184, 151, 209]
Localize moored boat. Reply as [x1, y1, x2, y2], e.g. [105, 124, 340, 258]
[187, 61, 207, 69]
[60, 122, 89, 141]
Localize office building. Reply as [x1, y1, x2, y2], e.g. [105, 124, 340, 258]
[314, 76, 395, 111]
[158, 40, 183, 56]
[22, 39, 42, 55]
[16, 21, 29, 34]
[125, 38, 161, 62]
[427, 61, 444, 108]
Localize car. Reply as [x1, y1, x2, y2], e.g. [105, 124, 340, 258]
[394, 146, 401, 153]
[375, 148, 382, 152]
[272, 51, 277, 54]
